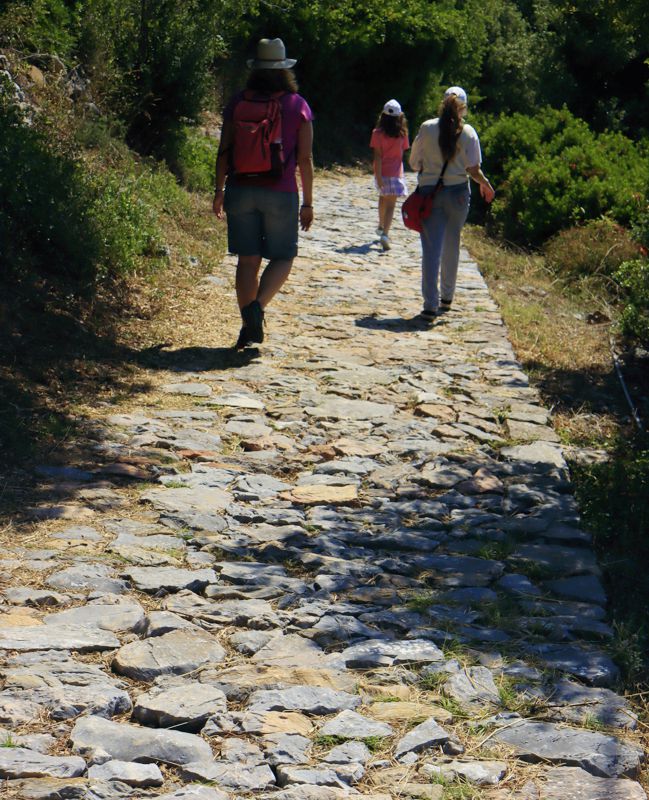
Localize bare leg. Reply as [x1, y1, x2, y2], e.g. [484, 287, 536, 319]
[235, 255, 263, 312]
[378, 196, 388, 230]
[257, 258, 294, 309]
[382, 195, 397, 234]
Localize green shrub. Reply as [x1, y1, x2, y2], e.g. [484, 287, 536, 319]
[0, 93, 161, 292]
[615, 259, 649, 347]
[543, 218, 641, 278]
[170, 126, 219, 193]
[0, 0, 77, 56]
[479, 107, 649, 246]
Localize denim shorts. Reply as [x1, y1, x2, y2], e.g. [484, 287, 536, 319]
[224, 184, 299, 260]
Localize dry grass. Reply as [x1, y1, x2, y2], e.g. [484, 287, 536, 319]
[463, 226, 625, 447]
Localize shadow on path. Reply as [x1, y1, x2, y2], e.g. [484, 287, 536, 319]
[137, 344, 260, 372]
[335, 243, 378, 255]
[355, 314, 428, 332]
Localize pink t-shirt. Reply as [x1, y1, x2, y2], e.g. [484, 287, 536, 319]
[224, 91, 314, 193]
[370, 129, 409, 178]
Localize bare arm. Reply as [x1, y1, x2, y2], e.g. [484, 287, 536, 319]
[297, 120, 314, 231]
[212, 120, 233, 219]
[467, 164, 495, 203]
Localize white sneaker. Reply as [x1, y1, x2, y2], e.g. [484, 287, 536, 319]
[376, 226, 383, 236]
[380, 233, 390, 251]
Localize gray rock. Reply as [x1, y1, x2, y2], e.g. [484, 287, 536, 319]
[443, 667, 501, 708]
[0, 695, 45, 726]
[112, 629, 226, 681]
[319, 710, 393, 739]
[511, 544, 599, 576]
[155, 788, 228, 800]
[87, 760, 163, 787]
[276, 765, 349, 789]
[0, 748, 86, 779]
[70, 715, 212, 765]
[422, 759, 507, 785]
[141, 487, 230, 516]
[545, 575, 607, 605]
[492, 720, 643, 777]
[230, 630, 276, 654]
[0, 624, 119, 653]
[233, 474, 291, 499]
[323, 741, 371, 765]
[529, 644, 619, 686]
[545, 679, 637, 730]
[189, 597, 281, 629]
[251, 633, 326, 667]
[161, 382, 212, 396]
[263, 733, 311, 766]
[1, 777, 89, 799]
[133, 680, 227, 731]
[43, 595, 146, 633]
[332, 638, 444, 669]
[0, 728, 55, 754]
[501, 442, 566, 468]
[541, 766, 647, 799]
[305, 398, 395, 421]
[3, 588, 71, 607]
[120, 566, 217, 594]
[249, 686, 360, 715]
[395, 718, 450, 760]
[2, 653, 131, 719]
[144, 610, 202, 637]
[497, 574, 541, 596]
[47, 564, 129, 594]
[180, 760, 276, 790]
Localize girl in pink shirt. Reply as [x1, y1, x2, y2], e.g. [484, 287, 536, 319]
[370, 99, 409, 250]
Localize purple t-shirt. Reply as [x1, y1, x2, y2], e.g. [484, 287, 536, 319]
[224, 91, 313, 193]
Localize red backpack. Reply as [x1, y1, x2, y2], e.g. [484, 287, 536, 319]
[230, 91, 284, 179]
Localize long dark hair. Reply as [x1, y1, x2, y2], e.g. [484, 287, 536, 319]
[438, 95, 464, 161]
[247, 68, 298, 93]
[376, 112, 408, 139]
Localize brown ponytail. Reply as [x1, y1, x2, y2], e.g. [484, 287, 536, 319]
[438, 94, 464, 162]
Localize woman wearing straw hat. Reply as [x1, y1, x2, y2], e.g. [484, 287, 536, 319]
[213, 38, 314, 350]
[409, 86, 495, 323]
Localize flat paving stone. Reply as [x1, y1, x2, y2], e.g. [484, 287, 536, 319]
[70, 716, 212, 765]
[540, 766, 647, 799]
[2, 652, 132, 719]
[112, 629, 226, 681]
[492, 720, 644, 777]
[0, 748, 86, 779]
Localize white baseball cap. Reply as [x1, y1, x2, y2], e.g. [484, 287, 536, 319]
[444, 86, 468, 105]
[383, 99, 402, 116]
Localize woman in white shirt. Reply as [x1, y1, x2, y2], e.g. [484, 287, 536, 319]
[409, 86, 495, 322]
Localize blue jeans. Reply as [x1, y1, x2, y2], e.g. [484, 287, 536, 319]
[419, 182, 471, 311]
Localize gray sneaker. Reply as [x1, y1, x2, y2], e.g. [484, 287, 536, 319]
[380, 233, 390, 251]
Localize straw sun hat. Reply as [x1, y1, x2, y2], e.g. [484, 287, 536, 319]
[247, 38, 297, 70]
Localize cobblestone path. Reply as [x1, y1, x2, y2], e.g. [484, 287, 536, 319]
[1, 173, 646, 799]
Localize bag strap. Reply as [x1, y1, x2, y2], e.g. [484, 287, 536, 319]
[435, 160, 449, 187]
[416, 159, 449, 193]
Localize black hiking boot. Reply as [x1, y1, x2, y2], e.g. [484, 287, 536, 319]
[241, 300, 264, 344]
[234, 326, 253, 351]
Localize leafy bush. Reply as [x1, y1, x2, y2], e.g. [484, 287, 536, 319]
[0, 94, 160, 292]
[170, 126, 219, 193]
[543, 218, 641, 278]
[615, 260, 649, 347]
[479, 107, 649, 246]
